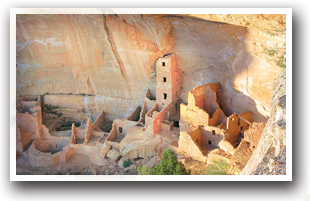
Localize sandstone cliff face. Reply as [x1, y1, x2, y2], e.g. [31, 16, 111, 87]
[16, 14, 284, 122]
[241, 69, 286, 175]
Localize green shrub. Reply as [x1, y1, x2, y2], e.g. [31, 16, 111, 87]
[137, 165, 150, 175]
[205, 160, 229, 175]
[137, 148, 190, 175]
[123, 160, 133, 168]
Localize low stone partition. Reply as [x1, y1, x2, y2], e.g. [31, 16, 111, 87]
[28, 142, 75, 167]
[161, 120, 174, 131]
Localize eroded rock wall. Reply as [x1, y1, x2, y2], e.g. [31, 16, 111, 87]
[17, 14, 284, 122]
[241, 69, 286, 175]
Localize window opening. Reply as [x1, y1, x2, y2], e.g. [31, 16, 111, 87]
[163, 93, 167, 100]
[163, 77, 167, 82]
[119, 127, 123, 133]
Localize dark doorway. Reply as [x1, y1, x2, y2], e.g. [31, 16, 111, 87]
[163, 77, 167, 82]
[208, 140, 212, 145]
[119, 127, 123, 133]
[162, 62, 165, 66]
[212, 130, 215, 135]
[163, 93, 167, 100]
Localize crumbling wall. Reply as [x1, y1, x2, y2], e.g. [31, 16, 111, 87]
[201, 127, 224, 150]
[28, 142, 73, 166]
[105, 119, 138, 143]
[18, 127, 33, 151]
[179, 102, 210, 131]
[126, 106, 141, 121]
[203, 83, 220, 115]
[244, 122, 265, 148]
[91, 111, 104, 129]
[145, 103, 159, 126]
[34, 138, 51, 152]
[83, 118, 92, 144]
[208, 108, 221, 126]
[65, 147, 75, 162]
[239, 111, 252, 132]
[106, 123, 117, 141]
[231, 140, 253, 170]
[152, 102, 175, 136]
[178, 128, 207, 162]
[139, 102, 147, 124]
[161, 121, 174, 131]
[70, 123, 77, 144]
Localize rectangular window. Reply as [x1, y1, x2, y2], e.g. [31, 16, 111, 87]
[212, 130, 215, 135]
[163, 77, 166, 82]
[162, 62, 165, 66]
[208, 140, 212, 145]
[119, 127, 123, 133]
[163, 93, 167, 100]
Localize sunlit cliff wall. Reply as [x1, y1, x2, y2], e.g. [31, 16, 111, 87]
[16, 14, 285, 122]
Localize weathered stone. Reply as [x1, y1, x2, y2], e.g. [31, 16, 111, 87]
[101, 144, 111, 157]
[124, 164, 136, 172]
[106, 149, 122, 162]
[118, 158, 125, 167]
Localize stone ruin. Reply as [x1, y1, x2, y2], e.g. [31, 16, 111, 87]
[16, 53, 265, 174]
[177, 83, 265, 173]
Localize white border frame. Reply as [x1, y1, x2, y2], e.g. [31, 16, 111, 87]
[10, 8, 292, 181]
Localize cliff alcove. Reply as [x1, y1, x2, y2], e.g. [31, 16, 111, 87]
[16, 14, 286, 175]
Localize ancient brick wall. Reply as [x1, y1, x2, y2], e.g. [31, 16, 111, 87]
[34, 138, 51, 153]
[231, 140, 253, 169]
[16, 128, 33, 151]
[226, 113, 241, 145]
[139, 102, 147, 124]
[105, 122, 117, 141]
[17, 112, 40, 138]
[152, 102, 175, 136]
[201, 127, 224, 150]
[126, 106, 141, 121]
[156, 54, 182, 111]
[65, 147, 75, 162]
[239, 111, 252, 132]
[208, 108, 221, 126]
[83, 118, 92, 144]
[203, 84, 219, 115]
[91, 111, 104, 129]
[161, 121, 174, 131]
[244, 122, 265, 148]
[178, 128, 207, 162]
[179, 103, 210, 130]
[70, 123, 77, 144]
[145, 103, 159, 126]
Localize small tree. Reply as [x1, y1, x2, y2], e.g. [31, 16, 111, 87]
[137, 148, 190, 175]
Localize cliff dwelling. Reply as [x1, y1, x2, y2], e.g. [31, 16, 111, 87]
[15, 14, 287, 176]
[16, 52, 266, 175]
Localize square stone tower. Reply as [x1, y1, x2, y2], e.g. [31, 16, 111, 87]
[156, 53, 182, 111]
